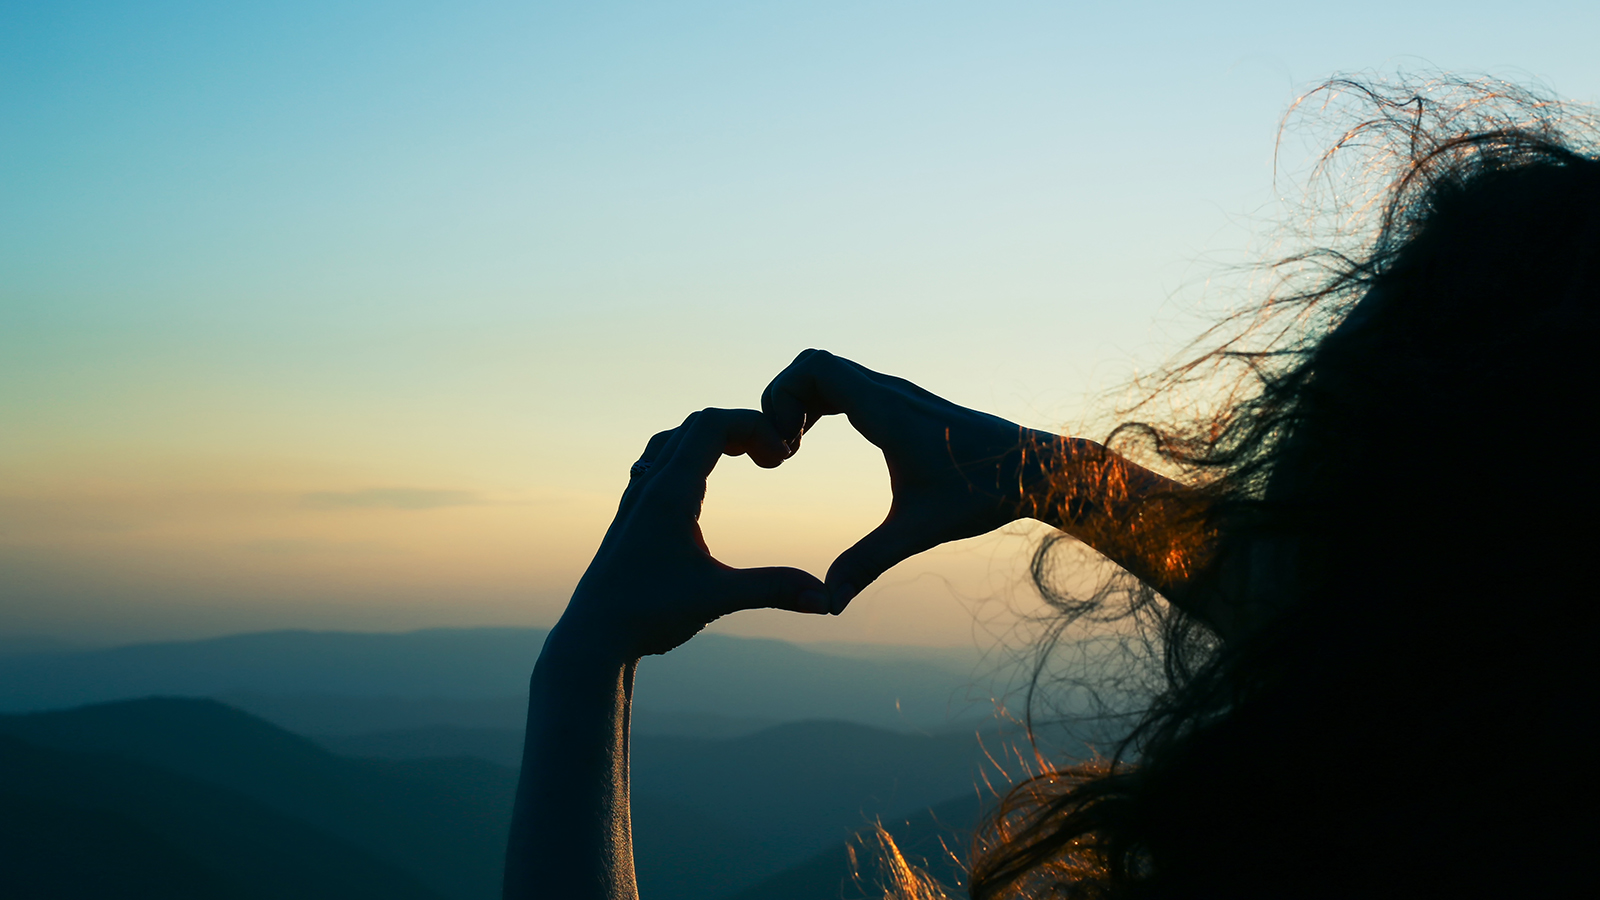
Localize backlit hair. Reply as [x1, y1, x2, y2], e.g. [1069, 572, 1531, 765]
[882, 75, 1600, 899]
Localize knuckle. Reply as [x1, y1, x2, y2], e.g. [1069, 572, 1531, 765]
[797, 348, 832, 370]
[696, 407, 729, 426]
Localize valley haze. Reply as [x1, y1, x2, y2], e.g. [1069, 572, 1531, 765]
[0, 628, 1069, 900]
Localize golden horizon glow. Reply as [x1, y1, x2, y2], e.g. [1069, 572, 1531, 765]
[5, 1, 1597, 646]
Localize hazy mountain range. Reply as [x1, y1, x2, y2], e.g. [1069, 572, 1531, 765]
[0, 698, 1007, 899]
[0, 627, 1005, 733]
[0, 628, 1083, 899]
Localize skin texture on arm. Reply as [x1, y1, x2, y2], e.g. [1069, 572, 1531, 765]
[504, 634, 638, 900]
[502, 409, 828, 900]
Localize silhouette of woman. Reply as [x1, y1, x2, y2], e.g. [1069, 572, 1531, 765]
[504, 79, 1600, 899]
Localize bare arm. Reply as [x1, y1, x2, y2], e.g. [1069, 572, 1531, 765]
[1015, 433, 1210, 607]
[505, 632, 637, 900]
[502, 362, 1231, 896]
[502, 409, 829, 900]
[762, 350, 1221, 628]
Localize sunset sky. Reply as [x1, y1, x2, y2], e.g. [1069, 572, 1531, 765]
[5, 1, 1598, 648]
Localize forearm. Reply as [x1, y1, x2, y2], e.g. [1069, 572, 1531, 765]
[498, 406, 828, 898]
[1015, 431, 1214, 615]
[504, 621, 638, 900]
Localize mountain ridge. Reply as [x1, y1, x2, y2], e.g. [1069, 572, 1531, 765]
[0, 627, 1001, 732]
[0, 728, 443, 900]
[0, 696, 1032, 900]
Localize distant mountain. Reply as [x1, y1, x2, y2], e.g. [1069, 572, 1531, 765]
[224, 692, 778, 739]
[305, 708, 783, 770]
[0, 696, 1046, 900]
[306, 716, 1030, 900]
[316, 724, 527, 767]
[0, 634, 85, 658]
[632, 721, 997, 878]
[0, 628, 551, 707]
[0, 699, 510, 900]
[219, 692, 533, 735]
[0, 731, 441, 900]
[0, 789, 261, 900]
[0, 627, 997, 732]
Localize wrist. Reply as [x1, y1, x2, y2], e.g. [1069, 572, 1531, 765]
[1011, 430, 1063, 517]
[1013, 432, 1101, 523]
[537, 613, 637, 677]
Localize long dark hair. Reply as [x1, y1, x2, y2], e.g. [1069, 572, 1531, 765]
[956, 77, 1600, 899]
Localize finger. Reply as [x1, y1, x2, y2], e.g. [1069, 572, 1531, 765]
[656, 408, 788, 478]
[617, 426, 680, 516]
[761, 349, 827, 450]
[761, 349, 896, 453]
[824, 516, 937, 614]
[648, 408, 788, 514]
[714, 565, 830, 617]
[740, 413, 793, 470]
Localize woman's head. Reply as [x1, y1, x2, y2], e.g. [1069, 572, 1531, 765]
[1258, 118, 1600, 618]
[967, 77, 1600, 899]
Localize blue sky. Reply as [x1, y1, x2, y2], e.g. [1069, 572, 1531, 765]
[4, 1, 1598, 645]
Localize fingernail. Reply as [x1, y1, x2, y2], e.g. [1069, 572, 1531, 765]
[798, 589, 829, 614]
[830, 583, 858, 616]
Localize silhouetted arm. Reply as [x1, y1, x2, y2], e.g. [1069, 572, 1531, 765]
[504, 628, 638, 900]
[503, 409, 828, 900]
[762, 350, 1219, 627]
[1017, 433, 1210, 610]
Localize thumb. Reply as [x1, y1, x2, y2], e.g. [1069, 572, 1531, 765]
[825, 517, 932, 615]
[718, 566, 830, 616]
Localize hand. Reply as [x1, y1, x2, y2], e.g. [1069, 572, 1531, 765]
[762, 350, 1047, 612]
[557, 408, 830, 660]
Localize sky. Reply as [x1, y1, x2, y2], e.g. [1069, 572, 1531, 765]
[3, 0, 1598, 648]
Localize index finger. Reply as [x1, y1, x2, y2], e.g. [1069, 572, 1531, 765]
[760, 349, 885, 452]
[647, 408, 790, 515]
